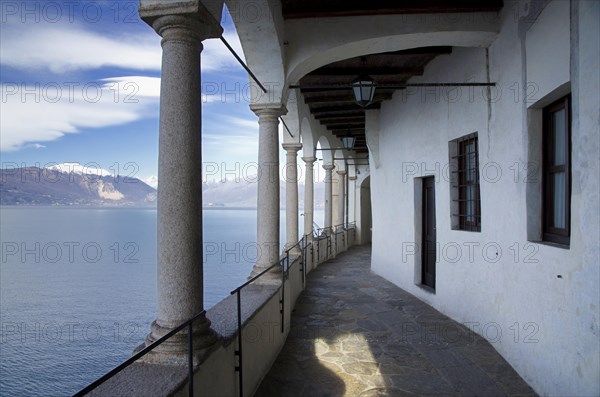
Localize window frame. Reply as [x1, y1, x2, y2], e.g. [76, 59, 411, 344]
[542, 95, 571, 246]
[451, 133, 481, 232]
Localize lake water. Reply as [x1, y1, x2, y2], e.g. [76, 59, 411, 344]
[0, 207, 323, 396]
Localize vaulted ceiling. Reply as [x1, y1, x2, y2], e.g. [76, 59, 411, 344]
[283, 0, 504, 154]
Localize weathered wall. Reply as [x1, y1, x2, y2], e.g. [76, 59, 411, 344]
[369, 1, 599, 395]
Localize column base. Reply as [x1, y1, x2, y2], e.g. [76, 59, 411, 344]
[135, 316, 217, 366]
[248, 263, 283, 285]
[283, 243, 301, 256]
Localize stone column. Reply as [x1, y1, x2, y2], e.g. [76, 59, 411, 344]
[323, 164, 335, 230]
[283, 143, 302, 254]
[140, 7, 222, 363]
[348, 175, 357, 224]
[250, 104, 287, 279]
[337, 170, 346, 229]
[332, 173, 339, 226]
[302, 157, 316, 238]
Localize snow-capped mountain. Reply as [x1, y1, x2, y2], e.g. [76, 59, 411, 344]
[0, 165, 156, 206]
[46, 162, 113, 177]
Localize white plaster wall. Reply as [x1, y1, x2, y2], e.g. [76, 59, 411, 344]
[369, 1, 599, 395]
[526, 0, 570, 101]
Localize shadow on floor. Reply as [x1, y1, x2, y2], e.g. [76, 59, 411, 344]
[254, 245, 537, 397]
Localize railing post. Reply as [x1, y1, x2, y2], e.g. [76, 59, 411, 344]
[328, 228, 332, 258]
[317, 235, 320, 264]
[302, 238, 306, 288]
[280, 256, 286, 333]
[235, 290, 243, 397]
[188, 322, 194, 397]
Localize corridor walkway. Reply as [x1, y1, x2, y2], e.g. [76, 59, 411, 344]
[255, 245, 536, 397]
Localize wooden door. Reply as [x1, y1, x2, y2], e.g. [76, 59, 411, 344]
[422, 177, 436, 289]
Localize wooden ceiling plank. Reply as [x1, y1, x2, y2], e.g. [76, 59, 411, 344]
[282, 1, 503, 19]
[309, 66, 424, 76]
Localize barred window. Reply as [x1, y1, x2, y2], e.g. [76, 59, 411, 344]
[450, 134, 481, 232]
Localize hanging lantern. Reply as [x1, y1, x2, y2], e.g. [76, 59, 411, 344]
[341, 131, 355, 150]
[352, 74, 376, 107]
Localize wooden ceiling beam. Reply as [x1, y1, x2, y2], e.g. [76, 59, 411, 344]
[309, 104, 379, 113]
[324, 121, 365, 127]
[330, 127, 365, 132]
[319, 116, 365, 124]
[308, 67, 424, 76]
[304, 93, 393, 104]
[313, 110, 365, 120]
[314, 111, 364, 119]
[283, 1, 503, 19]
[300, 86, 399, 93]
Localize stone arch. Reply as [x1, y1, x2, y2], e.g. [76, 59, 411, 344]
[316, 135, 334, 166]
[346, 153, 357, 179]
[285, 16, 498, 83]
[300, 117, 315, 158]
[333, 149, 347, 173]
[226, 0, 287, 105]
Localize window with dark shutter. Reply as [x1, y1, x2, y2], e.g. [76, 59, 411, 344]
[543, 95, 571, 246]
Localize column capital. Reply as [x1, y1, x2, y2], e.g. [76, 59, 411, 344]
[348, 176, 358, 181]
[282, 143, 302, 153]
[337, 170, 347, 176]
[140, 1, 223, 42]
[250, 103, 287, 118]
[302, 156, 317, 164]
[323, 164, 335, 171]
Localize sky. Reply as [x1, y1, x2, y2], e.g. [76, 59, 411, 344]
[0, 0, 288, 187]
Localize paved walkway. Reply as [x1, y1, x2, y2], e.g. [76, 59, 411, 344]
[255, 245, 536, 397]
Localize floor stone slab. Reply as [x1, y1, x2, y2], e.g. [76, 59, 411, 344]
[254, 245, 537, 397]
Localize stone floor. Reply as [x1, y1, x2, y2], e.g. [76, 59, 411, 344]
[254, 245, 537, 397]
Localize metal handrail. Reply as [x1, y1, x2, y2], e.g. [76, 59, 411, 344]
[300, 236, 312, 288]
[314, 225, 331, 239]
[229, 259, 282, 397]
[73, 309, 207, 397]
[229, 235, 307, 397]
[75, 233, 319, 397]
[333, 223, 346, 234]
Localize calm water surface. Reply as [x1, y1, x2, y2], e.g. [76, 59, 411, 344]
[0, 207, 321, 396]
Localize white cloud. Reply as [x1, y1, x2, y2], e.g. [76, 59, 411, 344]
[25, 143, 46, 149]
[0, 77, 160, 151]
[0, 16, 250, 151]
[224, 115, 259, 132]
[0, 23, 161, 73]
[202, 32, 246, 72]
[0, 22, 245, 73]
[100, 76, 161, 98]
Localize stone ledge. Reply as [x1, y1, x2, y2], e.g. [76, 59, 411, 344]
[207, 283, 281, 346]
[89, 362, 187, 397]
[85, 277, 288, 396]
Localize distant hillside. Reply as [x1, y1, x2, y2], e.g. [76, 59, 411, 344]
[0, 166, 326, 208]
[203, 179, 325, 209]
[0, 167, 156, 206]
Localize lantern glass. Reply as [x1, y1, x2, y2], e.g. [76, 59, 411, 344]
[352, 75, 376, 107]
[342, 135, 355, 149]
